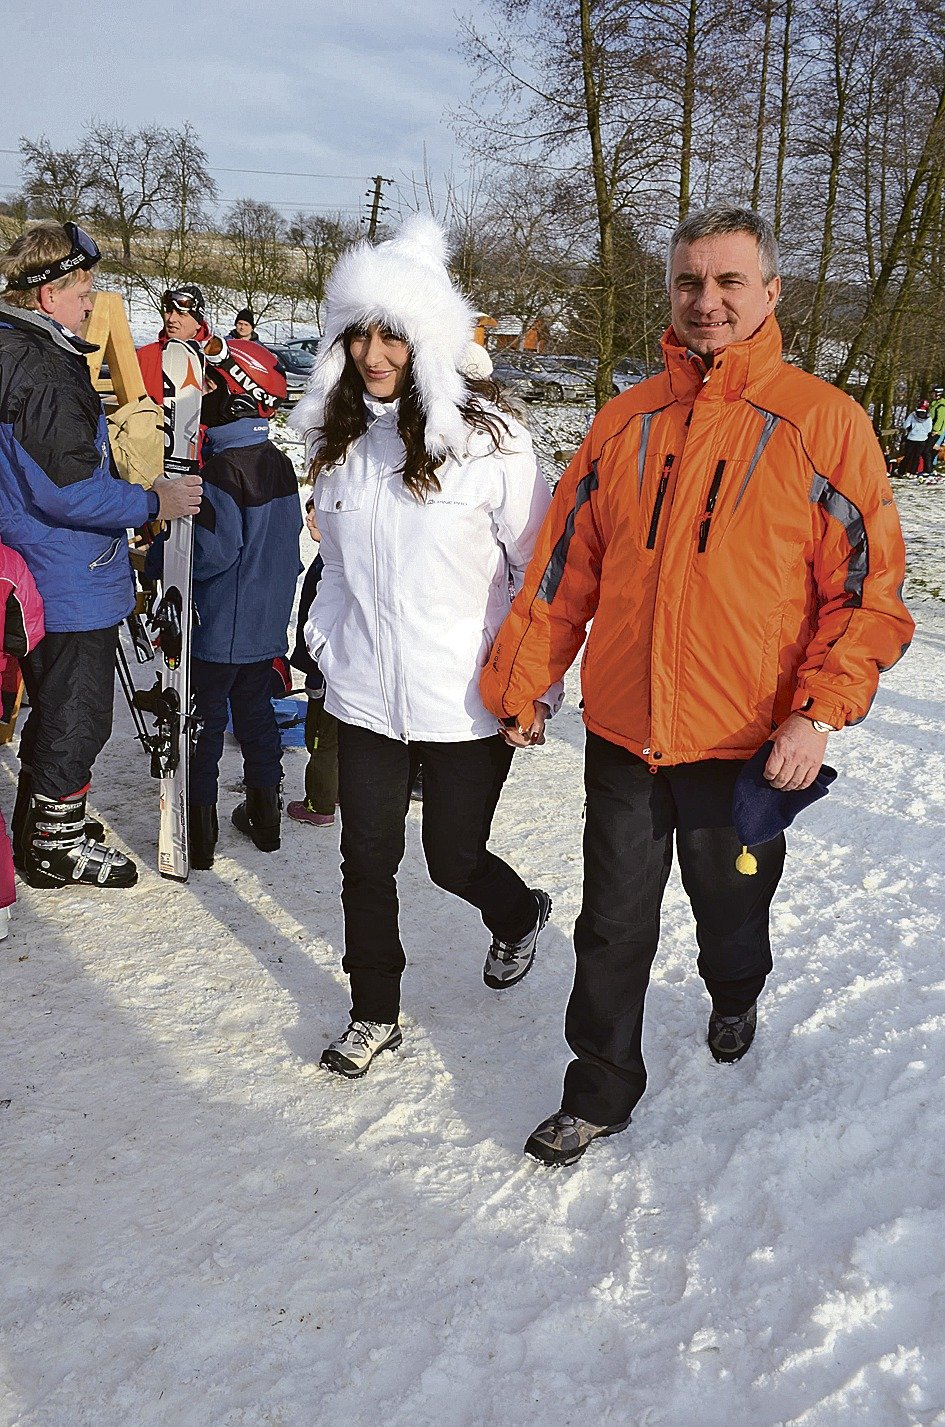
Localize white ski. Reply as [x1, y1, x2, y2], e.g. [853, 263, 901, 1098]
[153, 338, 203, 880]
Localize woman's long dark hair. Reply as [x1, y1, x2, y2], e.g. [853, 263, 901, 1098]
[309, 329, 512, 500]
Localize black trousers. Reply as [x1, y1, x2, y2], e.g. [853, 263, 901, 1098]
[562, 732, 785, 1127]
[303, 698, 338, 815]
[190, 658, 283, 805]
[336, 721, 537, 1023]
[19, 626, 119, 799]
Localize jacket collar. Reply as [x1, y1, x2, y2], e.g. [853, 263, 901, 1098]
[662, 314, 784, 403]
[0, 297, 98, 356]
[363, 394, 400, 426]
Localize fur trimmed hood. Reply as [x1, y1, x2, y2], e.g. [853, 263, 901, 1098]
[290, 214, 476, 459]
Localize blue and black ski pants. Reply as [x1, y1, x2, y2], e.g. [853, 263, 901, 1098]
[190, 657, 283, 806]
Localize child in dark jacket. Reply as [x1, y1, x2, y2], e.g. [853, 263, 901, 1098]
[158, 340, 302, 868]
[287, 498, 338, 827]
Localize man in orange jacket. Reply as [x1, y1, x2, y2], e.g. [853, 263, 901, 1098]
[480, 204, 914, 1167]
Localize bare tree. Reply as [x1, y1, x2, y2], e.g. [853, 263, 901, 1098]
[17, 136, 96, 222]
[224, 199, 290, 320]
[84, 121, 176, 264]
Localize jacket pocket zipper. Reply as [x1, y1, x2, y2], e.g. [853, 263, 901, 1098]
[697, 460, 726, 553]
[88, 537, 122, 570]
[645, 454, 674, 549]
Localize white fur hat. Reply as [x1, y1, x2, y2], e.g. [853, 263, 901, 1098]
[290, 213, 476, 459]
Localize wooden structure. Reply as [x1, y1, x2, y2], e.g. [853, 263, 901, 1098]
[83, 290, 147, 406]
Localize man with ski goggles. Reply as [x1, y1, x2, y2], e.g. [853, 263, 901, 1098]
[138, 284, 210, 402]
[0, 219, 202, 892]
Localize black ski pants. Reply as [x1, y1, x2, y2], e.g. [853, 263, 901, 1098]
[561, 732, 785, 1128]
[19, 625, 120, 799]
[190, 658, 283, 805]
[336, 721, 537, 1024]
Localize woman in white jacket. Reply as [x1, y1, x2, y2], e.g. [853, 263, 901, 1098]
[291, 215, 558, 1078]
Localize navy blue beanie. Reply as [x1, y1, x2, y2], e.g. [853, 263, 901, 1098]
[733, 740, 837, 848]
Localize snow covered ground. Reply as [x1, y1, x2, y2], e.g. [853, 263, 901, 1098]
[2, 477, 944, 1427]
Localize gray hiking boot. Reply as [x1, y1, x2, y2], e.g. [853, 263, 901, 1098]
[524, 1109, 631, 1167]
[483, 888, 552, 989]
[707, 1003, 757, 1064]
[320, 1020, 403, 1078]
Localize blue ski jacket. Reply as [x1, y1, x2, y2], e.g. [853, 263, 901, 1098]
[0, 301, 155, 633]
[186, 419, 302, 663]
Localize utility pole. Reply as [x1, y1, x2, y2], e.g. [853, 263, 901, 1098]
[365, 175, 393, 240]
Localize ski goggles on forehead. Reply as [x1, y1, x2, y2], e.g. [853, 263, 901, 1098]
[162, 289, 203, 316]
[7, 221, 101, 289]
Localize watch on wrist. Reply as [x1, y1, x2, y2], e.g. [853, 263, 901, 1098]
[811, 719, 836, 734]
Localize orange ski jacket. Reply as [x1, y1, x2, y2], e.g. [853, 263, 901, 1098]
[480, 317, 914, 767]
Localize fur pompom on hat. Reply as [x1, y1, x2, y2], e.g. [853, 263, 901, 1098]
[290, 213, 476, 459]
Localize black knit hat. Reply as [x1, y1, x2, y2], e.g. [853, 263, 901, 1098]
[234, 307, 255, 326]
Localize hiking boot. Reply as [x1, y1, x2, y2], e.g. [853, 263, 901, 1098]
[232, 785, 282, 852]
[524, 1109, 631, 1167]
[707, 1003, 757, 1064]
[320, 1020, 402, 1078]
[286, 800, 334, 827]
[21, 793, 137, 889]
[189, 804, 218, 870]
[483, 888, 551, 989]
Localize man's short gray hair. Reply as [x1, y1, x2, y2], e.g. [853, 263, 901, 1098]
[666, 204, 780, 288]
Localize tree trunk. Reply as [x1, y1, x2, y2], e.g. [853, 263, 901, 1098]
[678, 0, 698, 220]
[751, 0, 774, 210]
[773, 0, 793, 240]
[579, 0, 616, 408]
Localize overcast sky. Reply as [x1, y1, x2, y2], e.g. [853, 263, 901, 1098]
[2, 0, 491, 226]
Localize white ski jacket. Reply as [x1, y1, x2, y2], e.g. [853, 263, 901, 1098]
[304, 396, 560, 741]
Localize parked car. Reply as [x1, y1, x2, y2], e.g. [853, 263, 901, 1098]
[493, 352, 591, 403]
[612, 358, 650, 393]
[284, 336, 321, 357]
[491, 359, 547, 402]
[264, 343, 315, 403]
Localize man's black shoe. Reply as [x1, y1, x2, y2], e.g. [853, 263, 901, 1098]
[707, 1003, 757, 1063]
[524, 1109, 630, 1167]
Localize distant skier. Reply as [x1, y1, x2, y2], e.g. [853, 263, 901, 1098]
[927, 386, 945, 474]
[901, 400, 933, 476]
[0, 221, 201, 889]
[147, 340, 302, 869]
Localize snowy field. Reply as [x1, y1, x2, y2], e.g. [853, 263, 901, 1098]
[1, 475, 944, 1427]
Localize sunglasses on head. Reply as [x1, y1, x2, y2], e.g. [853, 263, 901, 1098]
[8, 221, 101, 290]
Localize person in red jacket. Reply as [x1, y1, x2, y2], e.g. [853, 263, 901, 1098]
[481, 204, 914, 1167]
[137, 284, 211, 403]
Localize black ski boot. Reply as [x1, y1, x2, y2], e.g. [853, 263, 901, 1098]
[21, 793, 138, 889]
[189, 805, 219, 870]
[11, 771, 104, 870]
[231, 786, 281, 852]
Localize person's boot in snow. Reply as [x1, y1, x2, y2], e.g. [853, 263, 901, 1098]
[321, 1020, 403, 1078]
[189, 805, 218, 870]
[707, 1003, 757, 1063]
[21, 792, 137, 889]
[483, 888, 552, 989]
[524, 1109, 631, 1167]
[11, 770, 103, 869]
[286, 799, 334, 827]
[231, 785, 281, 852]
